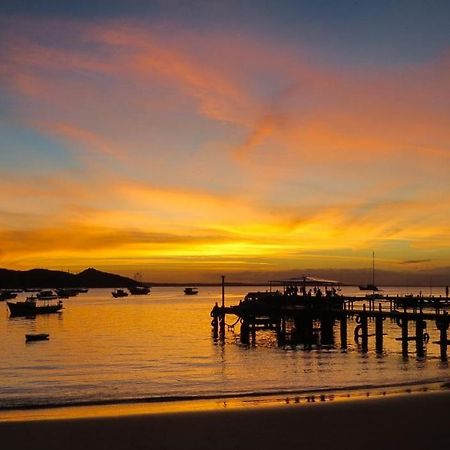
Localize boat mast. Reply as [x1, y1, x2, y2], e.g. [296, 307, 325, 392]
[372, 251, 375, 291]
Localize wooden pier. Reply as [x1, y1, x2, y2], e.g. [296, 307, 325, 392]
[211, 289, 450, 361]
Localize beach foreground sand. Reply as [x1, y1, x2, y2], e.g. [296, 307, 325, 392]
[1, 391, 449, 450]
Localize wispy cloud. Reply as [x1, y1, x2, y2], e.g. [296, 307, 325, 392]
[401, 259, 433, 265]
[0, 17, 449, 277]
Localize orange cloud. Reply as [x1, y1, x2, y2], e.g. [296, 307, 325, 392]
[0, 18, 449, 276]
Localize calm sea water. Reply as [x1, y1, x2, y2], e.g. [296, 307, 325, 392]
[0, 286, 448, 409]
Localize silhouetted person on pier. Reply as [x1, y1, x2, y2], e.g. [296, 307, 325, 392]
[446, 286, 449, 298]
[210, 302, 220, 317]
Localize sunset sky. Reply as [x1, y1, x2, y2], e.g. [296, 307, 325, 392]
[0, 1, 449, 282]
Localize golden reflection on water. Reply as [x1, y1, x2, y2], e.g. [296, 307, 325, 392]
[1, 286, 449, 416]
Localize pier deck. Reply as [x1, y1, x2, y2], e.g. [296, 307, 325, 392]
[211, 294, 450, 361]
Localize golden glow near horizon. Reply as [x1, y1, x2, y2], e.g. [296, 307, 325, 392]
[0, 14, 449, 281]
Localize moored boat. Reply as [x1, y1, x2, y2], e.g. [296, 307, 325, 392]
[36, 290, 58, 300]
[184, 287, 198, 295]
[128, 286, 150, 295]
[0, 291, 17, 301]
[359, 252, 379, 292]
[55, 288, 81, 298]
[359, 284, 379, 291]
[365, 292, 383, 299]
[7, 297, 63, 317]
[112, 289, 129, 298]
[25, 333, 50, 342]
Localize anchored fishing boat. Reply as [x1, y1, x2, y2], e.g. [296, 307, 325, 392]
[7, 297, 63, 317]
[25, 333, 50, 342]
[36, 290, 58, 300]
[55, 288, 82, 298]
[0, 291, 17, 301]
[112, 289, 128, 298]
[128, 286, 150, 295]
[184, 287, 198, 295]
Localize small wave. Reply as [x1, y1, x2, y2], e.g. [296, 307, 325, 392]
[1, 376, 448, 412]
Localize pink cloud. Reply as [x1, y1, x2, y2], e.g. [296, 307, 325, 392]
[1, 17, 449, 272]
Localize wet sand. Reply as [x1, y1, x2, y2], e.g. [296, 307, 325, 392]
[1, 390, 449, 450]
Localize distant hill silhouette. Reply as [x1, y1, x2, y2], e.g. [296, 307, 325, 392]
[0, 268, 139, 289]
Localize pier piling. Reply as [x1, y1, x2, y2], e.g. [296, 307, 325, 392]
[340, 314, 347, 349]
[436, 312, 449, 361]
[361, 305, 368, 352]
[321, 314, 335, 346]
[401, 315, 409, 357]
[240, 319, 249, 344]
[415, 318, 426, 358]
[220, 275, 226, 339]
[375, 315, 384, 354]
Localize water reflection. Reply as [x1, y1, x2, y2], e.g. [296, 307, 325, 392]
[0, 287, 449, 410]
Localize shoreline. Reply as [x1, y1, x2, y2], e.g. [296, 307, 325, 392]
[1, 378, 448, 423]
[4, 283, 450, 289]
[1, 389, 449, 450]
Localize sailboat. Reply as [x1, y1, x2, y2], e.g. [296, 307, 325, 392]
[359, 252, 379, 291]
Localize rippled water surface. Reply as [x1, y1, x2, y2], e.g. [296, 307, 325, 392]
[1, 286, 448, 408]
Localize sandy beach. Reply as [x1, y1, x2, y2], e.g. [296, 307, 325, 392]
[1, 390, 449, 450]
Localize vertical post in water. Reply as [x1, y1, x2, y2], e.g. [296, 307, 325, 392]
[220, 275, 225, 338]
[340, 313, 348, 349]
[436, 312, 448, 362]
[321, 313, 335, 347]
[240, 318, 249, 344]
[375, 308, 384, 354]
[276, 315, 285, 346]
[361, 304, 368, 352]
[251, 318, 256, 345]
[415, 318, 425, 358]
[401, 315, 409, 357]
[211, 306, 219, 340]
